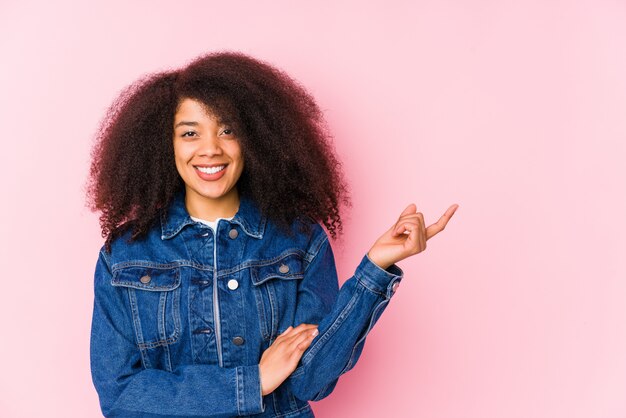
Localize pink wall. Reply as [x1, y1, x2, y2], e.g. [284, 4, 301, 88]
[2, 0, 625, 416]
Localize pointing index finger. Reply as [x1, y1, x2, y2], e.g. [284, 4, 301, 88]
[425, 204, 459, 240]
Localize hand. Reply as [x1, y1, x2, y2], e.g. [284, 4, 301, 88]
[258, 323, 319, 396]
[367, 203, 459, 270]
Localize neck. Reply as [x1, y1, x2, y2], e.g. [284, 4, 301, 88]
[184, 187, 240, 221]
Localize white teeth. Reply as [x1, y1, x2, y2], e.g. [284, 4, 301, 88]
[197, 165, 226, 174]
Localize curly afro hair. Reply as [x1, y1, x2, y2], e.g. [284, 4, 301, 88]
[86, 51, 350, 251]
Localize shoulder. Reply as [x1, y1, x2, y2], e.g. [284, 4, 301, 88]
[99, 221, 169, 268]
[261, 214, 329, 262]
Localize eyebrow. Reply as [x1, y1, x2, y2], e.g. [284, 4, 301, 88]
[174, 118, 232, 129]
[174, 121, 199, 129]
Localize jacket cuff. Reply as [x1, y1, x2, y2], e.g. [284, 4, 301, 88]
[355, 254, 404, 299]
[236, 364, 265, 415]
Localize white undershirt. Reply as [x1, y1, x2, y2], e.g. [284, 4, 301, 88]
[190, 215, 234, 231]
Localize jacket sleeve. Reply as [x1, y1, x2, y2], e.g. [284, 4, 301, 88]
[90, 249, 265, 417]
[286, 229, 403, 401]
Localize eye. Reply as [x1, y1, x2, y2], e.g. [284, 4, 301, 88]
[181, 131, 197, 138]
[221, 128, 234, 136]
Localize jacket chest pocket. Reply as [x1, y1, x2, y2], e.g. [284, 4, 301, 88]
[249, 253, 305, 342]
[112, 266, 182, 350]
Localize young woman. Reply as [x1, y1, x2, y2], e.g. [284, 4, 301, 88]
[87, 51, 458, 417]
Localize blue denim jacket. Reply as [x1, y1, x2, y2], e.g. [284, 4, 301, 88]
[90, 190, 404, 417]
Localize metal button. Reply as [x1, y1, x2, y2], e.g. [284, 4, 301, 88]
[228, 228, 238, 239]
[227, 279, 239, 290]
[139, 275, 151, 284]
[278, 264, 289, 274]
[232, 336, 244, 346]
[392, 281, 400, 294]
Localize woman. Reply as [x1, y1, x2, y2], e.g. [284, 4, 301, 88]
[87, 51, 458, 417]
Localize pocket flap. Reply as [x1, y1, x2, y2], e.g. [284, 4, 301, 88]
[111, 266, 181, 291]
[250, 253, 305, 286]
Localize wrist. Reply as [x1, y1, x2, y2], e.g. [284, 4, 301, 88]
[259, 363, 268, 396]
[366, 250, 392, 271]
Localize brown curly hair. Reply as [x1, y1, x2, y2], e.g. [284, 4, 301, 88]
[86, 51, 350, 251]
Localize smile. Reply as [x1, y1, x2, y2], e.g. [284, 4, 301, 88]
[194, 164, 229, 181]
[196, 165, 226, 174]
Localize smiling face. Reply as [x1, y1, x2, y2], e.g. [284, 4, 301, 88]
[173, 97, 244, 219]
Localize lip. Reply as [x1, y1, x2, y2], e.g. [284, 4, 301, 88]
[194, 163, 228, 168]
[193, 164, 228, 181]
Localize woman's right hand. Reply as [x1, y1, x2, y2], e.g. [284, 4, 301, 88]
[259, 323, 319, 396]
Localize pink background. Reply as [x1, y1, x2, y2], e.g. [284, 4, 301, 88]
[2, 1, 625, 417]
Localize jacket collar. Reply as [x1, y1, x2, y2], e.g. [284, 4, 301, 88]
[160, 189, 266, 240]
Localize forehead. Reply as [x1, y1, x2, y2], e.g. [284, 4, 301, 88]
[174, 98, 222, 122]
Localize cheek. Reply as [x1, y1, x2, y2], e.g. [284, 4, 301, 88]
[235, 162, 244, 179]
[229, 154, 244, 183]
[235, 152, 244, 176]
[172, 142, 190, 173]
[173, 141, 189, 161]
[233, 144, 244, 166]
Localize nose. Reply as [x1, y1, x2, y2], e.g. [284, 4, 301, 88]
[198, 134, 223, 157]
